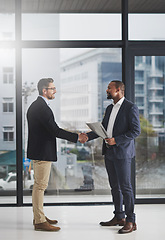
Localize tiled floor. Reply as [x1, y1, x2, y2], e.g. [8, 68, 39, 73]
[0, 204, 164, 240]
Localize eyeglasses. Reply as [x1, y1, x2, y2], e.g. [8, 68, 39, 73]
[45, 87, 56, 91]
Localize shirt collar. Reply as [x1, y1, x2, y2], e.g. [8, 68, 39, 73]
[113, 96, 125, 106]
[39, 95, 50, 106]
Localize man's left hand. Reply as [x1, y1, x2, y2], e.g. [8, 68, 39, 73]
[105, 137, 116, 145]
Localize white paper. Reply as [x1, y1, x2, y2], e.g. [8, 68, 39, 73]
[86, 122, 108, 139]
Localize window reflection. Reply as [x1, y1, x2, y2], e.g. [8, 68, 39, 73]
[59, 48, 121, 192]
[0, 14, 15, 40]
[22, 48, 121, 202]
[135, 56, 165, 197]
[0, 49, 16, 202]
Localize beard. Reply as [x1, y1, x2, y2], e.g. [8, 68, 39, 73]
[107, 93, 112, 99]
[47, 94, 55, 100]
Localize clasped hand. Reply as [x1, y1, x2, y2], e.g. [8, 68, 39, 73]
[78, 133, 88, 144]
[105, 137, 116, 145]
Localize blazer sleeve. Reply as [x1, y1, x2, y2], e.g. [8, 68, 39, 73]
[115, 104, 141, 146]
[38, 105, 78, 143]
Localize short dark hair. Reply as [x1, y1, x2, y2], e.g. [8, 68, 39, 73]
[111, 80, 125, 93]
[37, 78, 54, 95]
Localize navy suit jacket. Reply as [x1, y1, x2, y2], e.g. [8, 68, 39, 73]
[87, 98, 141, 159]
[27, 97, 78, 161]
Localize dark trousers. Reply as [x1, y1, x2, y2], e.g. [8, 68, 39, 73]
[104, 153, 135, 223]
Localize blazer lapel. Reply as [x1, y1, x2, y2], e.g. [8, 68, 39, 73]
[104, 104, 114, 130]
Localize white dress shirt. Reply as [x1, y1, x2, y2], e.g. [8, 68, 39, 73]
[107, 97, 125, 138]
[39, 95, 50, 106]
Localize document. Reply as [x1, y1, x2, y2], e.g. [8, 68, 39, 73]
[86, 122, 108, 139]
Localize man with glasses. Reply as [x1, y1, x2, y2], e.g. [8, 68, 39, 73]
[27, 78, 87, 231]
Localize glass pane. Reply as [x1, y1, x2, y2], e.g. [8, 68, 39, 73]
[22, 14, 59, 40]
[0, 49, 16, 203]
[9, 103, 13, 112]
[60, 14, 121, 40]
[135, 56, 165, 198]
[22, 48, 122, 203]
[22, 14, 121, 40]
[3, 103, 7, 112]
[0, 1, 15, 41]
[129, 14, 165, 40]
[22, 48, 61, 202]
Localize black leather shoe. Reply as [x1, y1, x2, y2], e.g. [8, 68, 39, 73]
[100, 216, 126, 226]
[118, 222, 137, 234]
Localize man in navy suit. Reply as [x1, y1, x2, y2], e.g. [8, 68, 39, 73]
[27, 78, 87, 231]
[86, 80, 141, 234]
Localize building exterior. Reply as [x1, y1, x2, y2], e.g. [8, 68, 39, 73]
[135, 56, 165, 133]
[60, 51, 165, 135]
[1, 49, 165, 153]
[60, 48, 122, 132]
[0, 14, 60, 153]
[0, 49, 15, 151]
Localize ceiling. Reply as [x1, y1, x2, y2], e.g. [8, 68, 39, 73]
[0, 0, 165, 13]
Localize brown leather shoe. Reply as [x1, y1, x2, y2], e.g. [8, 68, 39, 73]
[33, 217, 58, 225]
[100, 216, 126, 226]
[45, 216, 58, 225]
[34, 221, 61, 231]
[118, 222, 137, 234]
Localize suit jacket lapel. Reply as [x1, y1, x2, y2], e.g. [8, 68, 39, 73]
[104, 104, 113, 130]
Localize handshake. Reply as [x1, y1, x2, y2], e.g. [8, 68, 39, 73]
[78, 133, 88, 144]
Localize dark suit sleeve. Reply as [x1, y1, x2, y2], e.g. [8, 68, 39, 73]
[38, 105, 78, 143]
[87, 130, 99, 141]
[115, 104, 141, 146]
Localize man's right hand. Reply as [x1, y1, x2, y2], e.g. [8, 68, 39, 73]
[78, 133, 88, 143]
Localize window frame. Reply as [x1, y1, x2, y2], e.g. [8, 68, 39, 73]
[0, 0, 165, 206]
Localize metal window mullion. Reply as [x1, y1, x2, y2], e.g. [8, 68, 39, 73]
[122, 0, 136, 199]
[15, 0, 23, 206]
[122, 0, 128, 86]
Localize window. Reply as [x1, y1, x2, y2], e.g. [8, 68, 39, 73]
[8, 176, 17, 182]
[135, 56, 143, 67]
[0, 47, 16, 202]
[135, 97, 144, 107]
[3, 98, 14, 112]
[135, 71, 144, 82]
[0, 14, 15, 40]
[22, 48, 121, 203]
[1, 0, 165, 205]
[3, 67, 14, 84]
[3, 126, 14, 141]
[129, 14, 165, 40]
[135, 85, 144, 94]
[22, 14, 121, 40]
[135, 56, 165, 198]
